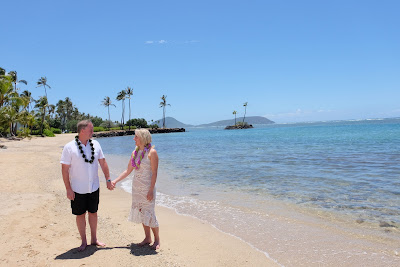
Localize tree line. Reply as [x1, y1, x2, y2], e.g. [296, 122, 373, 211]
[0, 67, 172, 137]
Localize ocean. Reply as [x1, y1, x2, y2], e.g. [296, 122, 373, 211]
[98, 118, 400, 266]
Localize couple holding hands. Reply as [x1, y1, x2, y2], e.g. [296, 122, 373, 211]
[61, 120, 160, 252]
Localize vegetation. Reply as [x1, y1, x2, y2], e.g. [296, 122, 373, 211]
[102, 96, 116, 129]
[1, 67, 174, 138]
[125, 87, 133, 130]
[243, 102, 248, 124]
[233, 110, 237, 125]
[126, 118, 148, 128]
[159, 95, 171, 128]
[116, 90, 126, 129]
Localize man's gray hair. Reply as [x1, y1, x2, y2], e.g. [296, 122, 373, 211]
[77, 120, 93, 133]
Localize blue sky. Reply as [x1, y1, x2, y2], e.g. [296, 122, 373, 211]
[1, 0, 399, 124]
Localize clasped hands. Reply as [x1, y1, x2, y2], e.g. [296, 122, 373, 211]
[107, 180, 116, 190]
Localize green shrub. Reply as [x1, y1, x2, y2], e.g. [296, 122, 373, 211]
[93, 127, 106, 132]
[150, 124, 159, 129]
[43, 129, 55, 137]
[51, 128, 62, 134]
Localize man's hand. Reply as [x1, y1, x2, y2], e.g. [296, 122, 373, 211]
[107, 180, 114, 190]
[66, 188, 75, 200]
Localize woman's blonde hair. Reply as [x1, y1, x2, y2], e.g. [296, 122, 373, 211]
[135, 129, 152, 146]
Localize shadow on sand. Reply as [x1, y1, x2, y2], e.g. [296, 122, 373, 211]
[55, 243, 157, 260]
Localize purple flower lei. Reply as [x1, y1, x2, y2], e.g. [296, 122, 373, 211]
[131, 143, 151, 170]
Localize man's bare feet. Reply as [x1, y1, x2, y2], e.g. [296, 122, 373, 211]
[137, 238, 151, 247]
[77, 243, 87, 252]
[91, 240, 106, 247]
[151, 241, 160, 250]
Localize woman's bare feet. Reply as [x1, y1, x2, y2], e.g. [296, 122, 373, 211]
[77, 242, 87, 252]
[151, 241, 160, 250]
[91, 240, 106, 247]
[138, 238, 151, 247]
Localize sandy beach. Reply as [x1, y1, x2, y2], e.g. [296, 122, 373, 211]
[0, 134, 278, 267]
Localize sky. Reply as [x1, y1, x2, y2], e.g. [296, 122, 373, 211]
[1, 0, 399, 125]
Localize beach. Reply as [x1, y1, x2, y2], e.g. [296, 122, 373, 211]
[0, 134, 277, 267]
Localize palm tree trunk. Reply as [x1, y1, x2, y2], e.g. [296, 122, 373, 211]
[128, 99, 131, 130]
[108, 106, 111, 129]
[163, 106, 166, 128]
[41, 108, 46, 135]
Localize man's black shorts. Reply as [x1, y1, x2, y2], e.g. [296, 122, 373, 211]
[71, 189, 99, 215]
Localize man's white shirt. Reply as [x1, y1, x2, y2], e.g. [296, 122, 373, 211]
[60, 139, 105, 194]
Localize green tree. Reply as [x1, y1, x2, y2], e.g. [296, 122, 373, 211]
[34, 96, 48, 135]
[0, 73, 13, 108]
[116, 90, 126, 129]
[159, 95, 171, 128]
[242, 102, 248, 124]
[20, 90, 34, 112]
[102, 96, 115, 129]
[9, 71, 27, 92]
[36, 77, 51, 98]
[233, 110, 237, 125]
[126, 118, 148, 128]
[125, 86, 133, 130]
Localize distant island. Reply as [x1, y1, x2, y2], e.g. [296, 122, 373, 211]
[155, 116, 274, 128]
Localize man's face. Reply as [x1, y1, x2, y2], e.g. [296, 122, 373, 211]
[80, 123, 94, 139]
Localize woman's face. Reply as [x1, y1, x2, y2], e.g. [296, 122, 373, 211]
[134, 134, 142, 147]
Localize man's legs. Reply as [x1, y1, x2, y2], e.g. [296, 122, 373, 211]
[76, 213, 87, 252]
[88, 212, 105, 247]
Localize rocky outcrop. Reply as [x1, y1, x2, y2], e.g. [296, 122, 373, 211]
[224, 125, 254, 130]
[92, 128, 185, 138]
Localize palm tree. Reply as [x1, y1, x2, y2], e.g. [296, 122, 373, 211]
[1, 105, 18, 136]
[34, 96, 48, 135]
[159, 95, 171, 128]
[233, 110, 237, 125]
[242, 102, 248, 124]
[36, 77, 51, 98]
[9, 71, 27, 92]
[0, 74, 13, 108]
[116, 90, 126, 129]
[102, 96, 116, 129]
[125, 86, 133, 130]
[20, 90, 34, 112]
[48, 104, 56, 119]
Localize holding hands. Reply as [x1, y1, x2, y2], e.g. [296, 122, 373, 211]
[106, 180, 115, 190]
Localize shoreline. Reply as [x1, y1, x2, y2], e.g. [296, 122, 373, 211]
[0, 134, 277, 266]
[102, 133, 400, 267]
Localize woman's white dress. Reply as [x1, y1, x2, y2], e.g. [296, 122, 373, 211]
[128, 150, 159, 227]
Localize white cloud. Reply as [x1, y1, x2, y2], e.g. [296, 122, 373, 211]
[145, 40, 199, 45]
[185, 40, 199, 44]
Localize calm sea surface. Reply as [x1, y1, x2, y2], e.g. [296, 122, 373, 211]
[98, 118, 400, 264]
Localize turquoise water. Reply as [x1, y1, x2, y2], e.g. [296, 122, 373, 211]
[99, 118, 400, 264]
[101, 118, 400, 225]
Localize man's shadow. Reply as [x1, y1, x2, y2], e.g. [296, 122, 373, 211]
[55, 243, 157, 260]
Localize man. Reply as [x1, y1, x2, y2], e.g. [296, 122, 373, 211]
[61, 120, 113, 251]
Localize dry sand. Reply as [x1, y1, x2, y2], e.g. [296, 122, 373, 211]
[0, 134, 278, 267]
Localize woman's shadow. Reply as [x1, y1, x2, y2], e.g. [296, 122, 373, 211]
[55, 243, 157, 260]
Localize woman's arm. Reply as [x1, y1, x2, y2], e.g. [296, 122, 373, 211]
[111, 156, 135, 187]
[147, 148, 159, 201]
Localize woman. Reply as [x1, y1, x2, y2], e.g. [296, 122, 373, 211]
[111, 129, 160, 250]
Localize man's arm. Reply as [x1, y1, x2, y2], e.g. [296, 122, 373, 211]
[61, 164, 75, 200]
[98, 158, 113, 190]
